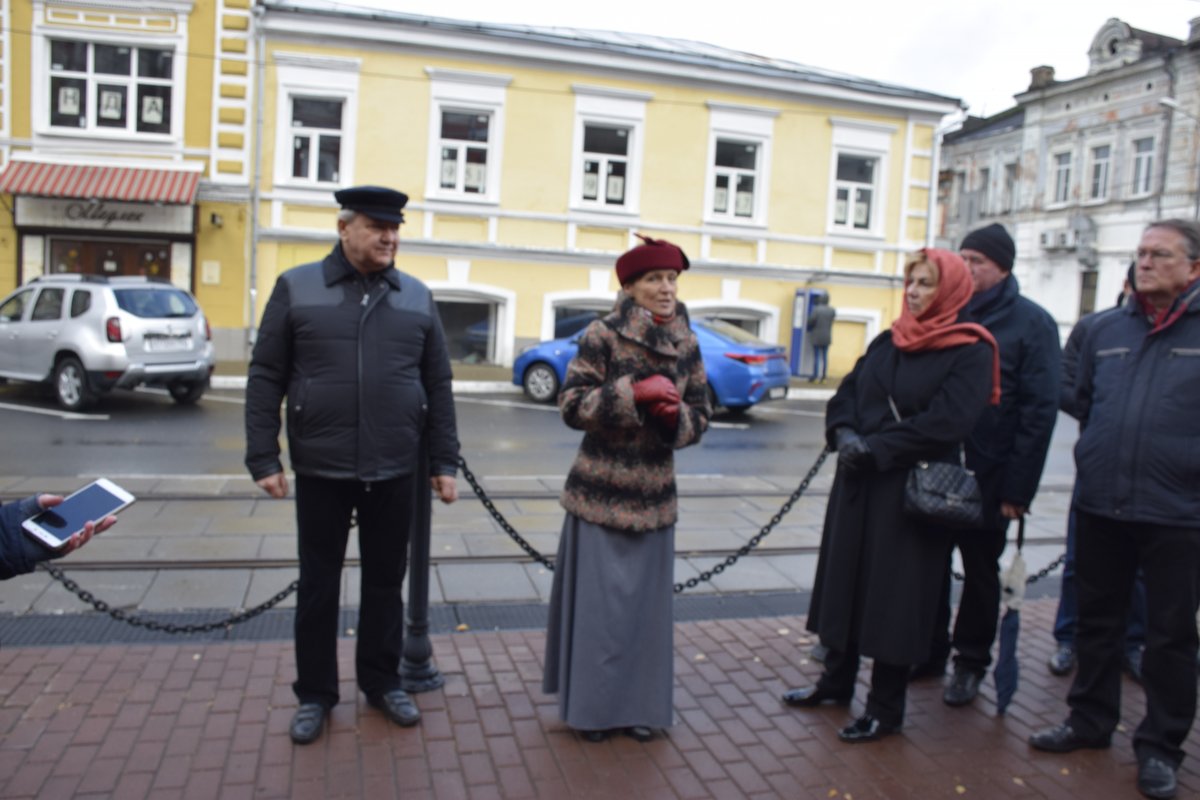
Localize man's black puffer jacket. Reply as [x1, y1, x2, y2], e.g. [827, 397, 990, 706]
[245, 244, 459, 482]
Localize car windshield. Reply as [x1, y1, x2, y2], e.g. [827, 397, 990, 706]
[114, 288, 198, 319]
[695, 317, 766, 344]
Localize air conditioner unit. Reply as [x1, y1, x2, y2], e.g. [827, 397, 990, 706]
[1056, 230, 1078, 251]
[1039, 230, 1057, 249]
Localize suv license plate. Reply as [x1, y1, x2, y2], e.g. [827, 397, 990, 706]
[768, 386, 787, 400]
[145, 335, 192, 352]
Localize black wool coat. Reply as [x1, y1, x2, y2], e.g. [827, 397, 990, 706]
[806, 331, 993, 665]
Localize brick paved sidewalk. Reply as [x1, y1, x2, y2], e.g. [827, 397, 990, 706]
[0, 598, 1194, 799]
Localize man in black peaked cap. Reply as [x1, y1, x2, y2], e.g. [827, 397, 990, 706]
[245, 185, 460, 744]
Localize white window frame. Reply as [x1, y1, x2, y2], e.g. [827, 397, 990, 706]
[827, 118, 894, 238]
[425, 69, 510, 206]
[1050, 148, 1073, 207]
[1130, 135, 1155, 197]
[1087, 142, 1112, 202]
[978, 166, 991, 216]
[31, 5, 189, 148]
[272, 53, 360, 190]
[568, 85, 649, 216]
[703, 102, 777, 228]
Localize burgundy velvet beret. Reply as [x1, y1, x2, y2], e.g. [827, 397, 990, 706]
[615, 234, 690, 285]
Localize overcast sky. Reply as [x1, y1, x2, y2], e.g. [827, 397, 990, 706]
[317, 0, 1200, 118]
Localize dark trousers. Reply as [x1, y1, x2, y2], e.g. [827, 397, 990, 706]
[817, 645, 909, 727]
[293, 474, 414, 708]
[1067, 511, 1200, 766]
[1052, 498, 1147, 652]
[928, 524, 1008, 673]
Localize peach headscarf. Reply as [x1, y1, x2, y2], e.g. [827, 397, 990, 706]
[891, 248, 1001, 404]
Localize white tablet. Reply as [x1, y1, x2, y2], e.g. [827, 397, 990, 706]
[21, 478, 135, 550]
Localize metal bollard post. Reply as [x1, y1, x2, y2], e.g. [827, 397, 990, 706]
[401, 439, 444, 692]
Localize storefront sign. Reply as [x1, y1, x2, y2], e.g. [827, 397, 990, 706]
[15, 196, 194, 234]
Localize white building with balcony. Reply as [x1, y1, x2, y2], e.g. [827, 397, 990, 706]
[939, 17, 1200, 334]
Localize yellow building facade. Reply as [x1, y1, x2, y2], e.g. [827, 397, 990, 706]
[0, 1, 960, 379]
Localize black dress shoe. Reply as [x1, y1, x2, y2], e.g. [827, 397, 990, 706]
[1125, 648, 1145, 684]
[782, 685, 852, 707]
[289, 703, 328, 744]
[1028, 722, 1111, 753]
[1048, 643, 1077, 676]
[1138, 756, 1177, 799]
[943, 669, 982, 707]
[908, 660, 946, 681]
[837, 714, 899, 743]
[579, 729, 609, 743]
[367, 689, 421, 727]
[624, 726, 654, 742]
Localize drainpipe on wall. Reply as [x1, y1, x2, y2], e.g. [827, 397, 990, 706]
[1155, 51, 1177, 221]
[927, 106, 967, 249]
[247, 1, 266, 352]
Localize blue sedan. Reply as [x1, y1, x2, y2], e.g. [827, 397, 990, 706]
[512, 316, 791, 412]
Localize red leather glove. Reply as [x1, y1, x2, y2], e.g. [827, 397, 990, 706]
[632, 375, 680, 406]
[649, 400, 680, 429]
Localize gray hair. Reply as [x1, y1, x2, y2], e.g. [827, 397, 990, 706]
[336, 208, 358, 224]
[1146, 218, 1200, 260]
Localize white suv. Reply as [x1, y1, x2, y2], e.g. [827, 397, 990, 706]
[0, 275, 215, 410]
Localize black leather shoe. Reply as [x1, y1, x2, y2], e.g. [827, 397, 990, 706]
[1028, 722, 1111, 753]
[624, 726, 654, 742]
[1137, 756, 1177, 799]
[943, 669, 982, 707]
[1048, 643, 1077, 676]
[908, 660, 946, 682]
[289, 703, 328, 744]
[579, 729, 609, 743]
[782, 685, 852, 707]
[1125, 648, 1145, 685]
[837, 714, 899, 743]
[367, 689, 421, 727]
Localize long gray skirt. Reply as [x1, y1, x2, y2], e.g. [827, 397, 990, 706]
[542, 513, 675, 730]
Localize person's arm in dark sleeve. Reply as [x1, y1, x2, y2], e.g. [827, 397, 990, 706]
[1060, 316, 1087, 419]
[1001, 314, 1063, 508]
[420, 293, 460, 479]
[244, 279, 293, 481]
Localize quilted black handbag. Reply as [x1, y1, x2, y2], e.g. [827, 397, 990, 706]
[888, 395, 983, 529]
[903, 455, 983, 529]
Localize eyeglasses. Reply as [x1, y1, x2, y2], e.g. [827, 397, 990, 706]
[1132, 247, 1180, 262]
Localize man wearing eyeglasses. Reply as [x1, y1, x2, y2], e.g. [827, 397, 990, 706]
[1029, 219, 1200, 800]
[915, 223, 1061, 708]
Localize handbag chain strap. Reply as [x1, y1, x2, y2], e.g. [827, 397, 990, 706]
[888, 393, 969, 469]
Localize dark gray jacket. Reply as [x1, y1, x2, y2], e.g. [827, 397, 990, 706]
[245, 244, 459, 483]
[1072, 280, 1200, 525]
[1, 496, 51, 580]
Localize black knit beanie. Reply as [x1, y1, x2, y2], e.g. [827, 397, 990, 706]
[960, 223, 1015, 271]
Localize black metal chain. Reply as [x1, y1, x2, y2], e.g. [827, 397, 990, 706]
[38, 562, 298, 634]
[459, 448, 832, 594]
[457, 455, 559, 571]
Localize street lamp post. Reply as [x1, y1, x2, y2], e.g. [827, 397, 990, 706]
[1160, 97, 1200, 220]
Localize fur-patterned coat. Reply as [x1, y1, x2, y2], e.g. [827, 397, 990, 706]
[558, 293, 710, 532]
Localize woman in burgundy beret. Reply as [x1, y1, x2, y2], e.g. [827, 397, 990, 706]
[542, 235, 712, 743]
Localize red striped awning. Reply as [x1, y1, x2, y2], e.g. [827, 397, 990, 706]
[0, 160, 200, 204]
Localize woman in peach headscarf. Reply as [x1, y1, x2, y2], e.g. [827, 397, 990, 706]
[781, 249, 1000, 743]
